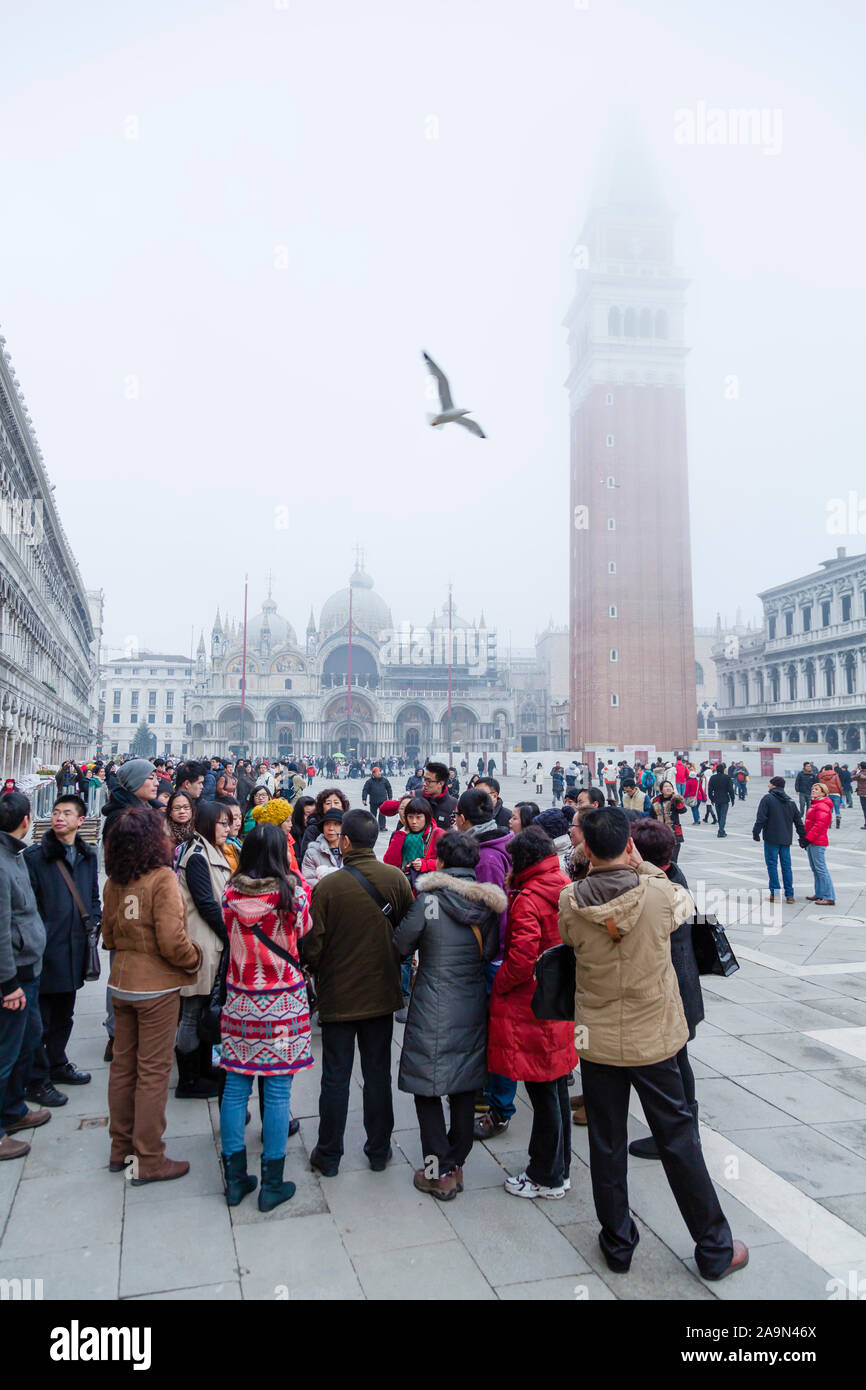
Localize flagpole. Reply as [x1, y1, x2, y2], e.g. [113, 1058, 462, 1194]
[240, 575, 249, 756]
[448, 583, 453, 756]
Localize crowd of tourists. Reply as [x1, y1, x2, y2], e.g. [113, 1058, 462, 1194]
[2, 746, 863, 1277]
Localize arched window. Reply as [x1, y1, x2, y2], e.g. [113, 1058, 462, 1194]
[624, 308, 636, 337]
[695, 661, 704, 686]
[608, 307, 621, 336]
[805, 661, 815, 699]
[697, 710, 705, 730]
[639, 308, 652, 338]
[284, 678, 292, 690]
[844, 656, 855, 695]
[654, 309, 668, 339]
[824, 660, 835, 697]
[610, 649, 618, 662]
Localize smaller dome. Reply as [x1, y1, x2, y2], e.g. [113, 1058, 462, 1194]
[243, 598, 298, 649]
[428, 596, 473, 631]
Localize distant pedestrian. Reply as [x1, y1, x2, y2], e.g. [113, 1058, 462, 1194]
[708, 763, 734, 838]
[802, 782, 836, 906]
[752, 777, 805, 904]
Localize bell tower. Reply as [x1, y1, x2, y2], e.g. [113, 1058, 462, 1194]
[565, 136, 696, 752]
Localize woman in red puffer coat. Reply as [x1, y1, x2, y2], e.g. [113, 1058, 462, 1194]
[488, 826, 578, 1200]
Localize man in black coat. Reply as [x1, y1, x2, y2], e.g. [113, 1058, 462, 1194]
[24, 795, 101, 1104]
[361, 766, 393, 831]
[707, 764, 735, 838]
[477, 777, 512, 831]
[752, 776, 805, 904]
[794, 762, 817, 816]
[420, 762, 457, 830]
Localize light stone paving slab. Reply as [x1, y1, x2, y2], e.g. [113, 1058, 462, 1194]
[688, 1077, 798, 1130]
[817, 1067, 866, 1104]
[724, 1124, 866, 1200]
[701, 1002, 802, 1037]
[129, 1281, 242, 1300]
[22, 1116, 116, 1179]
[228, 1148, 328, 1224]
[818, 1193, 866, 1236]
[297, 1113, 409, 1174]
[0, 1242, 119, 1300]
[685, 1240, 833, 1300]
[440, 1184, 587, 1286]
[738, 999, 866, 1032]
[352, 1239, 497, 1300]
[813, 1120, 866, 1160]
[234, 1212, 363, 1300]
[321, 1162, 454, 1256]
[2, 1167, 124, 1259]
[496, 1273, 614, 1300]
[740, 1031, 866, 1071]
[686, 1034, 798, 1077]
[734, 1070, 866, 1124]
[560, 1217, 715, 1300]
[119, 1194, 238, 1298]
[123, 1134, 224, 1204]
[0, 1161, 22, 1237]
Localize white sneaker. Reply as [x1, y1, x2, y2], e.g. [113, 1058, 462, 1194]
[504, 1172, 566, 1200]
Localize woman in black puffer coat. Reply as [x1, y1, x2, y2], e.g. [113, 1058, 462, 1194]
[392, 831, 505, 1201]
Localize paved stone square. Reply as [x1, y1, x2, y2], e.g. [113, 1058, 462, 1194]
[2, 771, 865, 1300]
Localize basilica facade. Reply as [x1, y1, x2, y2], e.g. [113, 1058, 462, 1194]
[186, 563, 516, 764]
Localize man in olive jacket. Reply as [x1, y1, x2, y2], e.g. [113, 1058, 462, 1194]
[301, 809, 414, 1176]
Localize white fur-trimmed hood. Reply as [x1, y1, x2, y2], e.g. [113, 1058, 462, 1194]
[415, 872, 507, 914]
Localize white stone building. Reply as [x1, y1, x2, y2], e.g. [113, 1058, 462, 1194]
[100, 653, 196, 758]
[712, 547, 866, 754]
[0, 325, 98, 778]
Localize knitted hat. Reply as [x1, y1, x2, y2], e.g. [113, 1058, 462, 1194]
[117, 759, 156, 793]
[251, 797, 292, 827]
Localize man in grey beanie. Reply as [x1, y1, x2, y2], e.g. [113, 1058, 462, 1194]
[101, 760, 160, 847]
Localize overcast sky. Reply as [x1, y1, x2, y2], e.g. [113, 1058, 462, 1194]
[2, 0, 864, 661]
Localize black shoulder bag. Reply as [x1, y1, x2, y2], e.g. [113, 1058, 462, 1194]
[341, 863, 393, 916]
[56, 860, 101, 982]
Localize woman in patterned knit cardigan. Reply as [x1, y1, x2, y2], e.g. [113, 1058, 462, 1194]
[218, 823, 313, 1213]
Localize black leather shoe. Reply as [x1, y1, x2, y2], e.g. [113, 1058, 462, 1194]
[25, 1082, 68, 1108]
[309, 1147, 339, 1177]
[367, 1145, 393, 1172]
[288, 1118, 300, 1137]
[51, 1062, 91, 1086]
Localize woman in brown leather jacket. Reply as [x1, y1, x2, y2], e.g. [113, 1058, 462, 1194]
[102, 805, 201, 1186]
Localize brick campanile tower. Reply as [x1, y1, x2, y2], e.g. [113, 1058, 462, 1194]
[565, 145, 696, 753]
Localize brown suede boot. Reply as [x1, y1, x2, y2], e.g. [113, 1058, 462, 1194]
[130, 1157, 190, 1186]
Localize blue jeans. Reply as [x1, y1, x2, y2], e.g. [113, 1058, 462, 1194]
[691, 805, 700, 824]
[0, 976, 43, 1135]
[830, 794, 842, 819]
[763, 842, 793, 898]
[483, 961, 517, 1120]
[676, 782, 686, 797]
[715, 800, 729, 833]
[220, 1072, 293, 1160]
[400, 959, 413, 997]
[806, 845, 835, 901]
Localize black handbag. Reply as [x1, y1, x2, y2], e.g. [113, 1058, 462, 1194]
[56, 860, 101, 983]
[690, 914, 739, 977]
[197, 951, 228, 1046]
[531, 942, 576, 1021]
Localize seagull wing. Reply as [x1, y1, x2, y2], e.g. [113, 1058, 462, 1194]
[454, 415, 486, 439]
[422, 351, 453, 412]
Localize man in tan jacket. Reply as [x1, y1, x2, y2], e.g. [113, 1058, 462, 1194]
[558, 805, 747, 1282]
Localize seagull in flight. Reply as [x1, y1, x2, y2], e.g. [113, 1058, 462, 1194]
[422, 351, 486, 438]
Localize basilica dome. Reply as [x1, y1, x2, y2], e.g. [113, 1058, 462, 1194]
[319, 564, 393, 638]
[246, 598, 298, 648]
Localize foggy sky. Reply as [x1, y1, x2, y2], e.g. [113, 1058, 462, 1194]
[1, 0, 864, 661]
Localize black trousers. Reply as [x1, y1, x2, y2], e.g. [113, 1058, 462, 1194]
[31, 991, 76, 1085]
[580, 1055, 733, 1278]
[415, 1091, 475, 1175]
[525, 1075, 572, 1188]
[317, 1014, 394, 1165]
